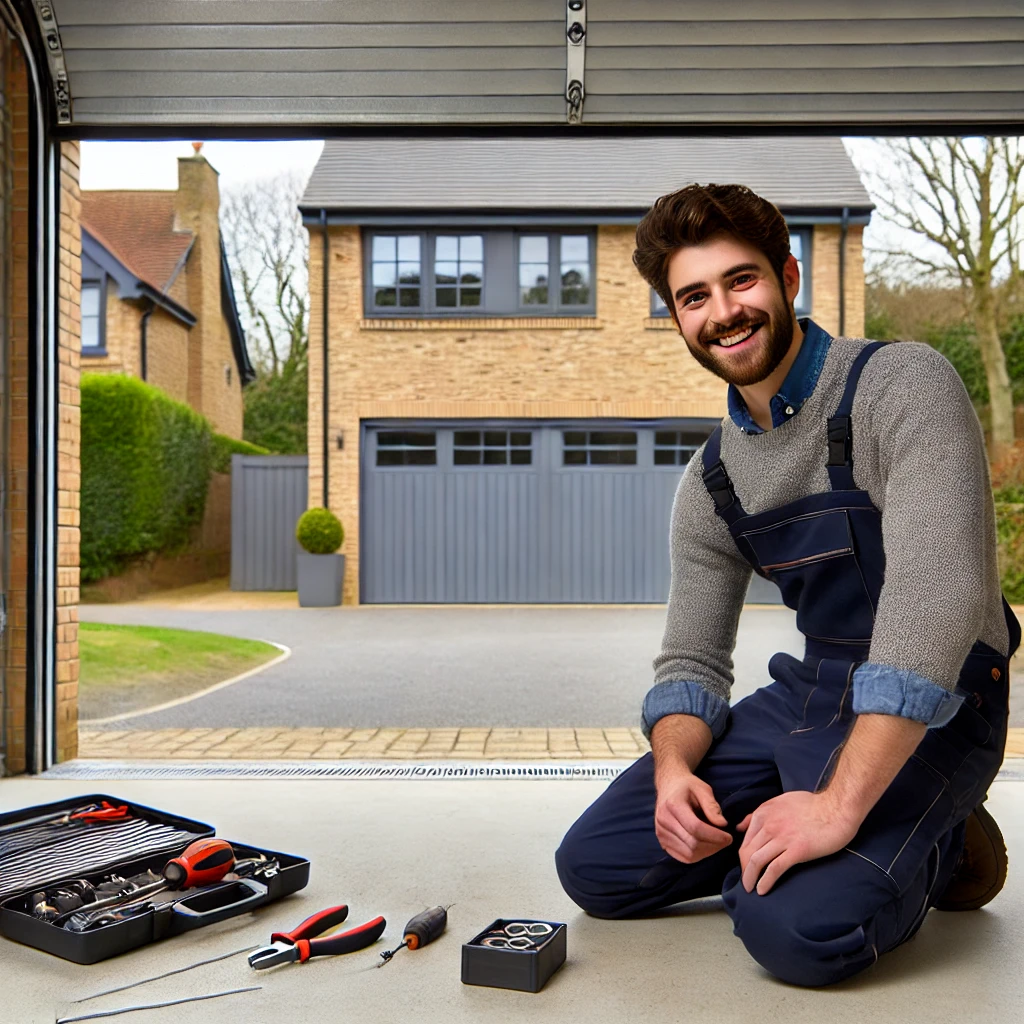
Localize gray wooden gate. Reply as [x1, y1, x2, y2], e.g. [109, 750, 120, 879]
[230, 455, 309, 591]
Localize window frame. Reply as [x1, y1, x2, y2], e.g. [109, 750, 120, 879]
[515, 230, 596, 316]
[363, 228, 596, 319]
[80, 276, 107, 355]
[648, 224, 813, 319]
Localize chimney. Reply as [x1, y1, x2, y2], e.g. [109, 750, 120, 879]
[174, 142, 219, 234]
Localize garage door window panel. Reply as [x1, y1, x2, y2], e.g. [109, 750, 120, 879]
[376, 430, 437, 467]
[654, 430, 709, 467]
[563, 430, 638, 467]
[454, 429, 533, 467]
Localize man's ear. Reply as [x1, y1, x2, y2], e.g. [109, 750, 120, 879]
[782, 253, 801, 305]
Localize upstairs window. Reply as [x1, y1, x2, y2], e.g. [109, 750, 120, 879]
[435, 235, 483, 309]
[365, 229, 595, 317]
[81, 281, 105, 352]
[371, 235, 421, 309]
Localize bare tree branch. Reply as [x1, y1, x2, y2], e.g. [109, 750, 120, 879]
[220, 171, 310, 378]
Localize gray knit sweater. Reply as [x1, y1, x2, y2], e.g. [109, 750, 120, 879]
[651, 337, 1010, 713]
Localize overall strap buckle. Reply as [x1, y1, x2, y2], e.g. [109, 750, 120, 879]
[827, 416, 852, 467]
[702, 461, 737, 512]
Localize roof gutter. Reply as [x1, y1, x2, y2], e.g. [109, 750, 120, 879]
[321, 209, 329, 508]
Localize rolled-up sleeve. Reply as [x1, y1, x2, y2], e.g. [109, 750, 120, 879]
[641, 679, 731, 739]
[852, 662, 964, 728]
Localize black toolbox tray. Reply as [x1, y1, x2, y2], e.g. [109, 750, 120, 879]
[0, 793, 309, 964]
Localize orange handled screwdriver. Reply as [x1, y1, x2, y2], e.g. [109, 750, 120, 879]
[377, 906, 448, 967]
[52, 839, 236, 927]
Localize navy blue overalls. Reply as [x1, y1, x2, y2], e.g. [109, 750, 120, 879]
[555, 342, 1021, 986]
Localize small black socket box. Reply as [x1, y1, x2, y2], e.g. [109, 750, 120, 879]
[461, 918, 566, 993]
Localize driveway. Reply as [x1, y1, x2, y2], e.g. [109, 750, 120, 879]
[79, 605, 804, 730]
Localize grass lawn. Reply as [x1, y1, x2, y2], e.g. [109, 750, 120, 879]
[79, 623, 281, 721]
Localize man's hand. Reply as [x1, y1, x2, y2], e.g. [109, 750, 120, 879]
[736, 791, 859, 895]
[650, 714, 730, 864]
[655, 770, 733, 864]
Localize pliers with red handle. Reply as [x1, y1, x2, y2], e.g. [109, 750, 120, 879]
[247, 905, 387, 970]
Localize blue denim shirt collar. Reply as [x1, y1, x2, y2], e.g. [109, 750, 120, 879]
[727, 318, 833, 435]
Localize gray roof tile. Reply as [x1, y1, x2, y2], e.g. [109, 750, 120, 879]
[300, 136, 871, 211]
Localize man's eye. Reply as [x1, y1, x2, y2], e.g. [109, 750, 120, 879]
[732, 275, 754, 286]
[682, 292, 705, 306]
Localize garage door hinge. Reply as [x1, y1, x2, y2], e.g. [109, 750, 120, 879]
[565, 0, 586, 125]
[33, 2, 71, 125]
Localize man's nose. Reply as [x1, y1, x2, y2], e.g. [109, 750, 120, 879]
[709, 287, 742, 326]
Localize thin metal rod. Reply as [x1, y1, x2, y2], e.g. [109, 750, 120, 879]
[56, 985, 261, 1023]
[71, 945, 259, 1003]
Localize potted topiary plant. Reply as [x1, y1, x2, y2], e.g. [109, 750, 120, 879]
[295, 507, 345, 607]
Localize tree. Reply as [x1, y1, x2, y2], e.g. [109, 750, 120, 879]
[854, 137, 1024, 455]
[220, 171, 310, 377]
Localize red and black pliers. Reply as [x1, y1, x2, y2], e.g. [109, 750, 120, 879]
[247, 905, 386, 970]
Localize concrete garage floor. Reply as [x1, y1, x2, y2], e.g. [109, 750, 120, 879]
[0, 774, 1022, 1024]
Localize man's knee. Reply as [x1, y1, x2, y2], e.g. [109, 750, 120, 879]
[722, 868, 878, 987]
[555, 825, 629, 918]
[555, 816, 664, 919]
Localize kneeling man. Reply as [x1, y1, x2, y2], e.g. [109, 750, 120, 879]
[555, 183, 1017, 987]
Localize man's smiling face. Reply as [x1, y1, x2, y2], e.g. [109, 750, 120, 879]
[666, 233, 800, 387]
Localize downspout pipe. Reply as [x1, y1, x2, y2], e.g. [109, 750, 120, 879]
[139, 298, 154, 381]
[321, 209, 329, 508]
[839, 206, 849, 338]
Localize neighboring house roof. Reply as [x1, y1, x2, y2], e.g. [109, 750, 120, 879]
[80, 191, 194, 296]
[80, 189, 255, 384]
[299, 137, 872, 216]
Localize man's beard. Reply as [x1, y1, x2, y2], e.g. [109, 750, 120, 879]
[683, 294, 795, 387]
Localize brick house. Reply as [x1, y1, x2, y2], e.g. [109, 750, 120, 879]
[78, 146, 254, 438]
[300, 137, 871, 607]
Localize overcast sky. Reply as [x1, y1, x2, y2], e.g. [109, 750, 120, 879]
[79, 139, 325, 192]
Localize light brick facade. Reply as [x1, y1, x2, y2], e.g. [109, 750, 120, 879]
[2, 39, 80, 771]
[309, 222, 865, 606]
[82, 154, 245, 439]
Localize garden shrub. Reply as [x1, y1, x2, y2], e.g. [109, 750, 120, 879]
[243, 361, 308, 455]
[295, 507, 344, 555]
[996, 502, 1024, 604]
[81, 374, 213, 582]
[211, 433, 270, 474]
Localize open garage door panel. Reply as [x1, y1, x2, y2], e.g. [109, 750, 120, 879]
[30, 0, 1024, 132]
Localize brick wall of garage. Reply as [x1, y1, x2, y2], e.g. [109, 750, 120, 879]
[310, 221, 865, 605]
[3, 39, 80, 771]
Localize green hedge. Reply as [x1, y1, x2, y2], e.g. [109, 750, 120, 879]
[996, 502, 1024, 604]
[212, 433, 270, 474]
[81, 375, 214, 583]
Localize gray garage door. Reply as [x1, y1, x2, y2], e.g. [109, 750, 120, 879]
[361, 420, 780, 604]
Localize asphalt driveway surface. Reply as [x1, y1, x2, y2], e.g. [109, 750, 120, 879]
[79, 605, 804, 730]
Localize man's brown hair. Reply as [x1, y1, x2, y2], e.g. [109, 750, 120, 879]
[633, 183, 791, 316]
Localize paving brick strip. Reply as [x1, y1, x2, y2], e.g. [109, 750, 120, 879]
[78, 727, 653, 760]
[77, 726, 1024, 761]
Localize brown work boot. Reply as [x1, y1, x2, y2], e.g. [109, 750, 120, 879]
[934, 802, 1008, 911]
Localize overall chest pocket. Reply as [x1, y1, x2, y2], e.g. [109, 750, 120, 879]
[740, 508, 875, 642]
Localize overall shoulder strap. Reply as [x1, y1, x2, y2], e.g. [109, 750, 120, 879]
[701, 424, 747, 526]
[827, 341, 888, 490]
